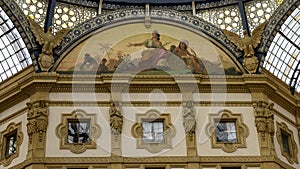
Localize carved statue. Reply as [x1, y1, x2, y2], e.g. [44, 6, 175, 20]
[182, 101, 196, 137]
[109, 102, 123, 134]
[223, 22, 267, 73]
[28, 17, 69, 71]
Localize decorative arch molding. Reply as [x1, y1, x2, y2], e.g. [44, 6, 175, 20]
[0, 0, 38, 50]
[259, 0, 299, 54]
[53, 9, 244, 71]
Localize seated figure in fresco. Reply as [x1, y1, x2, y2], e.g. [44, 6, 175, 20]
[127, 30, 169, 70]
[173, 40, 202, 73]
[79, 53, 98, 71]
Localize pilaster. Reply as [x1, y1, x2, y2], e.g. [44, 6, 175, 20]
[26, 92, 49, 159]
[110, 101, 123, 156]
[182, 100, 197, 156]
[253, 100, 276, 156]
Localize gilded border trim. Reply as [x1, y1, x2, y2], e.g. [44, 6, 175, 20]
[55, 109, 101, 154]
[0, 122, 23, 167]
[206, 109, 249, 153]
[131, 109, 176, 153]
[276, 122, 299, 164]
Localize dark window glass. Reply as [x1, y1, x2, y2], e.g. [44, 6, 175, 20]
[215, 121, 237, 143]
[142, 121, 164, 143]
[281, 130, 291, 155]
[5, 131, 17, 157]
[68, 119, 90, 143]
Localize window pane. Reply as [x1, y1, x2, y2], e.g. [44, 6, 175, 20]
[281, 131, 291, 155]
[216, 121, 237, 143]
[5, 132, 17, 157]
[68, 120, 90, 143]
[142, 121, 164, 143]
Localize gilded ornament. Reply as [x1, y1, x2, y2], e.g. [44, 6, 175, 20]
[223, 22, 267, 73]
[109, 102, 123, 134]
[28, 17, 69, 71]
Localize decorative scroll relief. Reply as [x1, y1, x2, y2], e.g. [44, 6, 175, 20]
[253, 101, 276, 156]
[206, 110, 249, 153]
[26, 100, 49, 143]
[109, 101, 123, 134]
[55, 109, 101, 154]
[131, 110, 176, 153]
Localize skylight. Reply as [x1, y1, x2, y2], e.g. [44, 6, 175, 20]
[263, 5, 300, 93]
[0, 6, 32, 82]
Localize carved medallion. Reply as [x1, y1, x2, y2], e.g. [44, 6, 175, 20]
[38, 53, 54, 71]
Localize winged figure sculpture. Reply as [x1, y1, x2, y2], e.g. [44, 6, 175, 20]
[223, 22, 267, 58]
[28, 17, 69, 71]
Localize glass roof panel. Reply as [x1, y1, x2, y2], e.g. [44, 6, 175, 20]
[264, 5, 300, 92]
[53, 2, 97, 32]
[245, 0, 278, 32]
[13, 0, 48, 27]
[0, 7, 31, 82]
[196, 4, 243, 35]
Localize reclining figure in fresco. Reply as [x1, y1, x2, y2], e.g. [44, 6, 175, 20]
[126, 30, 203, 73]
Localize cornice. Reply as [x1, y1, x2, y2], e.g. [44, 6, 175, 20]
[49, 100, 252, 107]
[8, 156, 295, 169]
[0, 71, 299, 121]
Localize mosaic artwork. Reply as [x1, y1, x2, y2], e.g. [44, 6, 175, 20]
[56, 23, 242, 75]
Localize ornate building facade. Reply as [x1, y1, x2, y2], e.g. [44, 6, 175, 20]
[0, 0, 300, 169]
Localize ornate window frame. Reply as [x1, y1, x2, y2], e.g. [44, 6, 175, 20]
[276, 122, 299, 164]
[206, 109, 249, 153]
[56, 109, 101, 154]
[0, 122, 23, 167]
[131, 110, 176, 153]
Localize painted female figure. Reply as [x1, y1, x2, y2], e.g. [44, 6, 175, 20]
[173, 40, 201, 73]
[127, 30, 168, 70]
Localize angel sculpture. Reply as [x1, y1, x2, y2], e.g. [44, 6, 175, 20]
[223, 22, 267, 73]
[28, 17, 69, 71]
